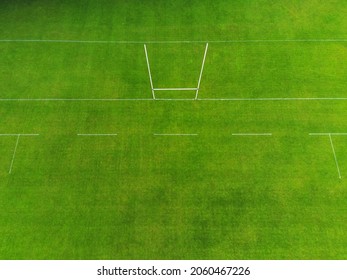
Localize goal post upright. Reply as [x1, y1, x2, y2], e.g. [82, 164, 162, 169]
[195, 42, 209, 100]
[144, 44, 156, 100]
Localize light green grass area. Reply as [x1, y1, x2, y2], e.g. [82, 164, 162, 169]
[0, 0, 347, 260]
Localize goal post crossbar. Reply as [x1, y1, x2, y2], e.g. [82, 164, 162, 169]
[153, 88, 197, 91]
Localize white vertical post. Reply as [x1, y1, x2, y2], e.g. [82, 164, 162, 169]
[328, 133, 342, 179]
[195, 42, 209, 100]
[144, 44, 155, 100]
[9, 134, 20, 174]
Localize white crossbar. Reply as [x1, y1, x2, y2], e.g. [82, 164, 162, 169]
[154, 134, 198, 136]
[77, 134, 118, 136]
[153, 88, 197, 91]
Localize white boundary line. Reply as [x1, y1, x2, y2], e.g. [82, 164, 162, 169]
[144, 44, 155, 100]
[77, 134, 118, 136]
[232, 133, 272, 136]
[195, 43, 209, 100]
[309, 133, 347, 136]
[1, 97, 347, 102]
[154, 134, 198, 136]
[200, 97, 347, 101]
[1, 39, 347, 44]
[8, 135, 20, 174]
[0, 134, 39, 136]
[329, 134, 342, 179]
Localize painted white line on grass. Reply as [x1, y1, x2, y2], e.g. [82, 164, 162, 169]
[153, 88, 198, 91]
[232, 133, 272, 136]
[0, 98, 154, 101]
[144, 44, 155, 100]
[154, 134, 198, 136]
[0, 134, 39, 136]
[310, 133, 347, 136]
[1, 97, 347, 102]
[77, 134, 118, 136]
[199, 97, 347, 101]
[329, 134, 342, 179]
[8, 135, 20, 174]
[1, 39, 347, 44]
[195, 43, 209, 100]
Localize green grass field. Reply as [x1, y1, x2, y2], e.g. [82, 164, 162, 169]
[0, 0, 347, 259]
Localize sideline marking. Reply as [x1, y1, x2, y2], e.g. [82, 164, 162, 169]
[200, 97, 347, 101]
[1, 97, 347, 102]
[0, 98, 154, 101]
[1, 39, 346, 44]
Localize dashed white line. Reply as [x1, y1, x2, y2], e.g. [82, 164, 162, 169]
[309, 133, 347, 136]
[232, 133, 272, 136]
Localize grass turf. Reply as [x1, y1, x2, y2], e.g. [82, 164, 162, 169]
[0, 0, 347, 259]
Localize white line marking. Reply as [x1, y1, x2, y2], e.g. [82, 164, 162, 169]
[232, 133, 272, 136]
[0, 134, 39, 136]
[153, 88, 198, 91]
[8, 135, 20, 174]
[1, 97, 347, 102]
[199, 97, 347, 101]
[144, 44, 155, 99]
[77, 134, 118, 136]
[310, 133, 347, 136]
[328, 134, 342, 179]
[195, 43, 209, 100]
[0, 98, 154, 101]
[1, 39, 347, 44]
[154, 134, 198, 136]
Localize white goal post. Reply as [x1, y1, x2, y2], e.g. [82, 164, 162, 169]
[144, 43, 209, 100]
